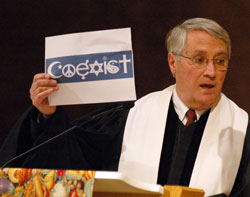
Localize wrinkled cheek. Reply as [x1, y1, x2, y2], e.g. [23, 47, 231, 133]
[218, 72, 227, 88]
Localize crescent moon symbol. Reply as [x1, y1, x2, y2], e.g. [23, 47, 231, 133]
[47, 61, 63, 79]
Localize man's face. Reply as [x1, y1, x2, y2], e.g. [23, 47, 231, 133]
[168, 30, 228, 110]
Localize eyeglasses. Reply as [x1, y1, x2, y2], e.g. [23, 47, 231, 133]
[176, 54, 229, 71]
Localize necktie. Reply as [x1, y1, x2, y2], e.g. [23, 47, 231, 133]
[185, 109, 197, 126]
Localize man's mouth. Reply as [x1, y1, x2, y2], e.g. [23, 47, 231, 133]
[200, 84, 215, 89]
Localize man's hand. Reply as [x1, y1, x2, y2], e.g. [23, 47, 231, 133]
[30, 73, 59, 119]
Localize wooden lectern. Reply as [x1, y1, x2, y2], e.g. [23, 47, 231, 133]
[93, 172, 205, 197]
[164, 186, 205, 197]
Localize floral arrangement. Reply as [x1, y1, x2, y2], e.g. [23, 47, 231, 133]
[0, 168, 95, 197]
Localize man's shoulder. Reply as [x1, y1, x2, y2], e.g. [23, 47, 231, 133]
[136, 85, 175, 105]
[127, 85, 175, 118]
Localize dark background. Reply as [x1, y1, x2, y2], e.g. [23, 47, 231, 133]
[0, 0, 249, 146]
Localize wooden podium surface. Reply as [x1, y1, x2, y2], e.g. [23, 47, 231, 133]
[164, 186, 205, 197]
[94, 186, 204, 197]
[93, 171, 205, 197]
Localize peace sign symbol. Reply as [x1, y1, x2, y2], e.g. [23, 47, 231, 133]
[62, 64, 76, 78]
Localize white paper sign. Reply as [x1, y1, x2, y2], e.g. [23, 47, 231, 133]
[45, 28, 136, 106]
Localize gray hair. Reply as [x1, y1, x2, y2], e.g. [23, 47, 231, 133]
[166, 18, 231, 59]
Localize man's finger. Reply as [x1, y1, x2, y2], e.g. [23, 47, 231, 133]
[31, 87, 59, 104]
[30, 78, 57, 94]
[33, 73, 50, 82]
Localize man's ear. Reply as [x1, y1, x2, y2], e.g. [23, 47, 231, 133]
[168, 53, 177, 78]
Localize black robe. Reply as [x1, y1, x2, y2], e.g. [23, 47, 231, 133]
[0, 103, 250, 197]
[0, 103, 129, 170]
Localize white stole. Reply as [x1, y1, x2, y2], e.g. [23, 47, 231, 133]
[118, 85, 248, 196]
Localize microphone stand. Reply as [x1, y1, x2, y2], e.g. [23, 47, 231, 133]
[1, 102, 134, 168]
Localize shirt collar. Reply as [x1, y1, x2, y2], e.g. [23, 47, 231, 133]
[172, 87, 207, 123]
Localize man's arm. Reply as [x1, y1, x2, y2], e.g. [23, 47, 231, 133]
[0, 72, 130, 169]
[0, 105, 70, 168]
[0, 73, 63, 167]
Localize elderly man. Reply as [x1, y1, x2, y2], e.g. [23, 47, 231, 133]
[0, 18, 249, 196]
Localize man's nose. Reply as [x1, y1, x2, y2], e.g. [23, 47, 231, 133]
[204, 60, 216, 77]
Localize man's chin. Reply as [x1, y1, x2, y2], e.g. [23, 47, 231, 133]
[197, 95, 221, 110]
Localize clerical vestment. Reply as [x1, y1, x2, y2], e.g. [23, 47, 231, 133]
[118, 85, 249, 196]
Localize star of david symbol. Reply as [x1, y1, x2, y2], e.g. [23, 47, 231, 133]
[89, 60, 103, 76]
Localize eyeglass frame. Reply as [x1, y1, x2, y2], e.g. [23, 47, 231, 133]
[174, 54, 229, 71]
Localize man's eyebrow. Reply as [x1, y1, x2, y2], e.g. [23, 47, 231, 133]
[214, 52, 228, 56]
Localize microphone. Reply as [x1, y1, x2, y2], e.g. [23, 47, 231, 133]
[1, 101, 134, 168]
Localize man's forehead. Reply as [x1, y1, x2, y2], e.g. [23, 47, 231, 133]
[186, 30, 225, 43]
[184, 30, 227, 55]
